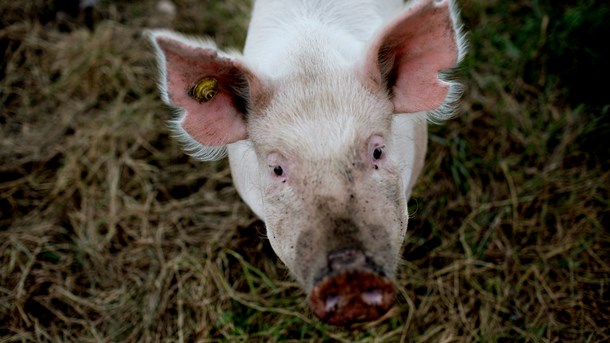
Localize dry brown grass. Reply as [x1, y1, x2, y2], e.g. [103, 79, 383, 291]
[1, 0, 609, 342]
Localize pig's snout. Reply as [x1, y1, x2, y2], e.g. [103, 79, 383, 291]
[308, 249, 395, 326]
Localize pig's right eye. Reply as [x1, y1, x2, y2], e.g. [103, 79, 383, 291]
[373, 147, 383, 160]
[267, 152, 287, 182]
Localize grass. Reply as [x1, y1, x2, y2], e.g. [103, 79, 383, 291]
[1, 0, 608, 341]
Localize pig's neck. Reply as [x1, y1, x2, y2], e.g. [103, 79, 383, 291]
[243, 0, 401, 78]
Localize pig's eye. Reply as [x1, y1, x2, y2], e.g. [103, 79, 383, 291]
[373, 147, 383, 160]
[368, 135, 386, 169]
[267, 152, 287, 182]
[273, 165, 284, 176]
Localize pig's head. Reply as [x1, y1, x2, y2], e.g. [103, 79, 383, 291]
[149, 0, 464, 326]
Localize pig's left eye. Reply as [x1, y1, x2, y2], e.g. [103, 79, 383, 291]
[273, 166, 284, 176]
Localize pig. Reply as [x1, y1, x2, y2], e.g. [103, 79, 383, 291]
[149, 0, 466, 326]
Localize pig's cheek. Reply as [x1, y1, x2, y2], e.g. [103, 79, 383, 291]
[368, 163, 395, 185]
[267, 230, 298, 277]
[263, 191, 301, 273]
[381, 176, 409, 251]
[264, 179, 289, 196]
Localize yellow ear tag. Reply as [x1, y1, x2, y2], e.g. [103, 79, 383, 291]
[189, 77, 219, 103]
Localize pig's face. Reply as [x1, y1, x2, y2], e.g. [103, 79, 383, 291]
[245, 70, 408, 324]
[248, 70, 407, 292]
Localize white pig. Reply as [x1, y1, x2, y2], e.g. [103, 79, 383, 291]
[149, 0, 466, 325]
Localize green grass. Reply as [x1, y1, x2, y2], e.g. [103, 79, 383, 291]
[1, 0, 609, 341]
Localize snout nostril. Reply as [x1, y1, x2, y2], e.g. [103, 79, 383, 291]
[361, 290, 383, 305]
[325, 294, 341, 311]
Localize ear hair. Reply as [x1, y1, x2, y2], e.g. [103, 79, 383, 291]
[426, 0, 468, 123]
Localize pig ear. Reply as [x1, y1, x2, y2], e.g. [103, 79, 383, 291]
[150, 30, 260, 160]
[364, 0, 466, 117]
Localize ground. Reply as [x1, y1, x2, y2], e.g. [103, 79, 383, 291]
[1, 0, 609, 342]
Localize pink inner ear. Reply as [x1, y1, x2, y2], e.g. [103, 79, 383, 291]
[180, 92, 248, 147]
[156, 36, 248, 146]
[367, 0, 459, 113]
